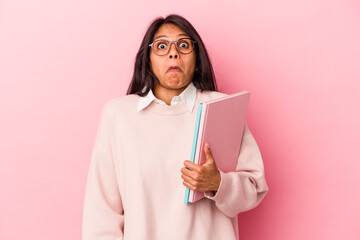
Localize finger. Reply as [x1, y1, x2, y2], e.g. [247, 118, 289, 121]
[181, 173, 199, 186]
[182, 180, 196, 191]
[182, 179, 206, 192]
[181, 167, 193, 177]
[181, 167, 201, 180]
[183, 160, 202, 172]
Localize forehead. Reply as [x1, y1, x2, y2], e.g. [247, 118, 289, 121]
[153, 23, 189, 40]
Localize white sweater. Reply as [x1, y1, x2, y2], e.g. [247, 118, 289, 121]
[82, 89, 269, 240]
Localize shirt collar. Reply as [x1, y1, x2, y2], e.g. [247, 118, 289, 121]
[137, 82, 197, 112]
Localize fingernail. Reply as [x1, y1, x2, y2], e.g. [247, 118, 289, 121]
[206, 143, 210, 149]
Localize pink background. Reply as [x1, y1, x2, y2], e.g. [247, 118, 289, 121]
[1, 0, 359, 239]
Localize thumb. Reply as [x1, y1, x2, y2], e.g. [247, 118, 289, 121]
[204, 143, 214, 164]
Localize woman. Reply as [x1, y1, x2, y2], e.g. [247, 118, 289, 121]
[82, 14, 269, 240]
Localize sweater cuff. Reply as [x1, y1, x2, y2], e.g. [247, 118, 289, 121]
[204, 169, 228, 202]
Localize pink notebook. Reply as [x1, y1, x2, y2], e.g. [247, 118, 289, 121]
[185, 91, 250, 204]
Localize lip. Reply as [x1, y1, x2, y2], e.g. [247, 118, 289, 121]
[167, 66, 182, 73]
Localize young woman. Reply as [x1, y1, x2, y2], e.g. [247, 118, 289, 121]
[82, 14, 269, 240]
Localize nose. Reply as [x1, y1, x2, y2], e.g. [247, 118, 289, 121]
[168, 42, 179, 59]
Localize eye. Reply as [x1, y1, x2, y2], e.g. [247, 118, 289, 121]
[156, 41, 168, 49]
[178, 41, 189, 49]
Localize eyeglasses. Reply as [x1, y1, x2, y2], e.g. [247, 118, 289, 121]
[149, 38, 196, 56]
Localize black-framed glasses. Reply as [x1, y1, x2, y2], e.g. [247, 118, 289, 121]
[149, 38, 196, 56]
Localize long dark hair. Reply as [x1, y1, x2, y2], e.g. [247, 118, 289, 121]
[126, 14, 217, 96]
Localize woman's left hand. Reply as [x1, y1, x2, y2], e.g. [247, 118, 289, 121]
[181, 143, 221, 193]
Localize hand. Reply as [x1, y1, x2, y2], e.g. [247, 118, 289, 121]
[181, 143, 221, 193]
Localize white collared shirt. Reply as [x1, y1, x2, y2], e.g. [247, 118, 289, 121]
[137, 82, 197, 112]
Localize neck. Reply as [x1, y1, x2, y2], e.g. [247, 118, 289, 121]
[153, 82, 189, 106]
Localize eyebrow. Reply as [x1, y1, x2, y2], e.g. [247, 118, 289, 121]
[153, 33, 189, 41]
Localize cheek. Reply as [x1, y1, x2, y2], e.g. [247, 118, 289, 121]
[190, 53, 196, 68]
[149, 54, 155, 70]
[150, 55, 163, 74]
[186, 55, 197, 73]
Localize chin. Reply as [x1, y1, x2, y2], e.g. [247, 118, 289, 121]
[166, 79, 183, 87]
[158, 78, 190, 90]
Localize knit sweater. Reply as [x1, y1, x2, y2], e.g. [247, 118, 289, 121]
[82, 89, 269, 240]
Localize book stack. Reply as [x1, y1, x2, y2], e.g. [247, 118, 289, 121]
[184, 91, 251, 204]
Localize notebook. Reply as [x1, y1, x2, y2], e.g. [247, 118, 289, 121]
[184, 91, 251, 204]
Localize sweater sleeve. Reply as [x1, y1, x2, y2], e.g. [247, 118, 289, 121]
[204, 123, 269, 218]
[82, 102, 125, 240]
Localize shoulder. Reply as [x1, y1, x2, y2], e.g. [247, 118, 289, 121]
[197, 90, 229, 101]
[101, 94, 140, 115]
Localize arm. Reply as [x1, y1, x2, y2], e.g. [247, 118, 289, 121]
[82, 102, 124, 240]
[204, 123, 269, 218]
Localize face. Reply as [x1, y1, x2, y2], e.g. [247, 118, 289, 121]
[149, 23, 196, 92]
